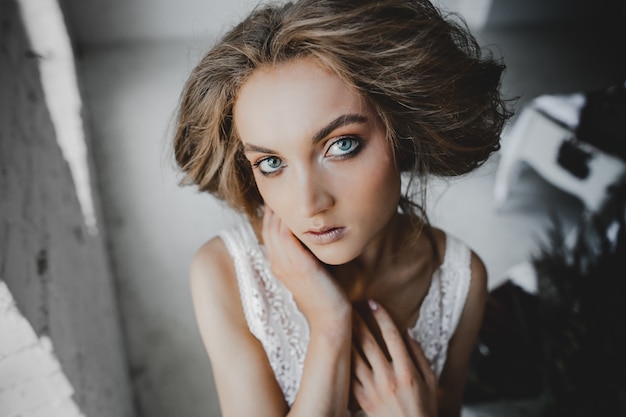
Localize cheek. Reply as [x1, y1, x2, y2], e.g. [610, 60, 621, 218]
[367, 167, 401, 208]
[332, 164, 400, 222]
[253, 176, 292, 216]
[350, 148, 400, 204]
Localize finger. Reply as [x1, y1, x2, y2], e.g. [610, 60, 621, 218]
[404, 333, 437, 388]
[350, 346, 377, 416]
[278, 219, 302, 253]
[351, 377, 372, 414]
[353, 310, 390, 373]
[264, 208, 299, 254]
[277, 215, 293, 239]
[368, 300, 412, 370]
[269, 210, 287, 253]
[262, 207, 287, 271]
[261, 205, 276, 246]
[351, 345, 372, 387]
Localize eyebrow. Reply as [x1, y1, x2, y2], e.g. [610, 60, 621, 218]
[312, 114, 368, 144]
[242, 113, 369, 154]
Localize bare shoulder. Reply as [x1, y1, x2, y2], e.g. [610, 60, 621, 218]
[190, 236, 235, 298]
[450, 241, 488, 337]
[189, 236, 288, 415]
[430, 227, 488, 334]
[189, 236, 245, 334]
[432, 226, 488, 300]
[468, 249, 488, 306]
[437, 236, 488, 417]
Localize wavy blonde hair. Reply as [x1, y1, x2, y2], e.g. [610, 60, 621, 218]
[173, 0, 511, 226]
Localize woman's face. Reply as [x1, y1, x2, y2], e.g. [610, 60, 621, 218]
[234, 58, 401, 265]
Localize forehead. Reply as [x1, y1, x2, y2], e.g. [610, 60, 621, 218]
[233, 58, 370, 145]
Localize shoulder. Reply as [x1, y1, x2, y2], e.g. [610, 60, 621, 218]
[189, 236, 260, 372]
[434, 229, 488, 325]
[189, 236, 246, 342]
[437, 238, 488, 416]
[190, 236, 236, 300]
[468, 249, 488, 302]
[451, 231, 488, 305]
[453, 239, 488, 332]
[191, 235, 231, 273]
[190, 221, 256, 303]
[189, 237, 289, 415]
[437, 228, 487, 295]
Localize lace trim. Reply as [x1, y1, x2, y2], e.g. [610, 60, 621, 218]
[408, 235, 472, 378]
[219, 223, 309, 406]
[221, 223, 471, 404]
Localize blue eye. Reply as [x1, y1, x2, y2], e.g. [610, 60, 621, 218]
[256, 156, 284, 175]
[327, 137, 360, 157]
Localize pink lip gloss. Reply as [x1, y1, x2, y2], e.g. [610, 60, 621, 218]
[305, 227, 346, 245]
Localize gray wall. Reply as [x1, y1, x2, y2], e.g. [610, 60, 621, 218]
[60, 0, 257, 45]
[78, 39, 240, 417]
[0, 1, 134, 416]
[59, 0, 491, 46]
[59, 0, 623, 46]
[485, 0, 624, 27]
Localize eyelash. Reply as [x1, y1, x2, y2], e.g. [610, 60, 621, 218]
[252, 136, 362, 177]
[327, 136, 361, 158]
[252, 156, 284, 177]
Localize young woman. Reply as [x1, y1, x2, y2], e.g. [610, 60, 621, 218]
[173, 1, 510, 416]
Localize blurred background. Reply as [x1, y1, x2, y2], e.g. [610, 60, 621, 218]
[2, 0, 625, 416]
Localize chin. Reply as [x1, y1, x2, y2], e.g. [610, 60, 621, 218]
[308, 245, 359, 266]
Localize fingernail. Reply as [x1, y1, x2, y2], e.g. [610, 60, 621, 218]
[368, 299, 378, 311]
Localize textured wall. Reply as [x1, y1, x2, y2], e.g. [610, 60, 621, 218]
[0, 1, 135, 416]
[0, 280, 85, 416]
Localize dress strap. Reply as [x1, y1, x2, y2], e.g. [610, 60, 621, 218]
[218, 222, 265, 339]
[440, 235, 472, 341]
[408, 233, 472, 379]
[218, 222, 309, 406]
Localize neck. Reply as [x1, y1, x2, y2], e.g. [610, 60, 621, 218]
[328, 212, 413, 302]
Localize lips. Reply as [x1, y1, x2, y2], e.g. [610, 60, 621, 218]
[304, 226, 346, 245]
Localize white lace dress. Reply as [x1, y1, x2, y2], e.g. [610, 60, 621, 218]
[219, 222, 472, 409]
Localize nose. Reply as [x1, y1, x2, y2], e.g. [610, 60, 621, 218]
[296, 168, 334, 218]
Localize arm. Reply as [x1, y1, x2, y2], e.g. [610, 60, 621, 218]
[262, 207, 352, 416]
[190, 238, 289, 416]
[191, 210, 353, 417]
[437, 251, 488, 417]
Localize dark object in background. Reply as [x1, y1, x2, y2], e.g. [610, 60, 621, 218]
[557, 137, 592, 180]
[533, 177, 626, 417]
[464, 280, 543, 404]
[554, 82, 625, 181]
[576, 82, 626, 162]
[466, 82, 626, 411]
[465, 178, 626, 415]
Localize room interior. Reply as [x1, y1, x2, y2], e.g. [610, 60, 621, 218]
[3, 0, 625, 415]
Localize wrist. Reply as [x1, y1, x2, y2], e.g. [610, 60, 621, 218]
[307, 303, 352, 344]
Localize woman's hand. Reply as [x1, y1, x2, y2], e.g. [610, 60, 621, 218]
[262, 206, 350, 324]
[352, 300, 438, 417]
